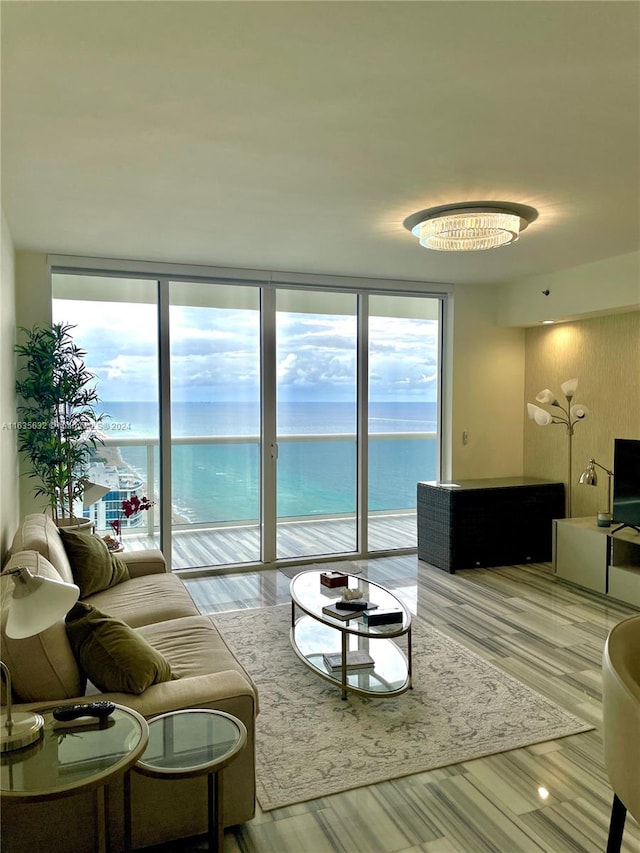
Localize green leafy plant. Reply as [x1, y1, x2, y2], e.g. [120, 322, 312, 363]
[15, 322, 104, 522]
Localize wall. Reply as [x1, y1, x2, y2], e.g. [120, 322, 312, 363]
[13, 252, 52, 520]
[497, 251, 640, 327]
[524, 311, 640, 518]
[449, 283, 525, 480]
[0, 211, 18, 560]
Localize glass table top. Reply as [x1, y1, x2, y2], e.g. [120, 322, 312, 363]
[1, 705, 148, 797]
[136, 709, 247, 777]
[290, 569, 411, 636]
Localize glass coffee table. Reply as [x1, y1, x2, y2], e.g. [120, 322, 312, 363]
[134, 709, 247, 853]
[290, 570, 412, 700]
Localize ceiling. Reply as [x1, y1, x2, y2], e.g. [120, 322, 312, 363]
[2, 1, 639, 286]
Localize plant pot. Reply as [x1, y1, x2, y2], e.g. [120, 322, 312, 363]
[55, 517, 93, 533]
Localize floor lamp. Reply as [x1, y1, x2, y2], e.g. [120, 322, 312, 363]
[527, 378, 589, 518]
[1, 567, 79, 752]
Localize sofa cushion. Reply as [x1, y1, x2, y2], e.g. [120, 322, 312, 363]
[86, 573, 199, 628]
[59, 528, 129, 597]
[137, 614, 258, 696]
[10, 513, 75, 584]
[1, 551, 86, 702]
[65, 602, 174, 694]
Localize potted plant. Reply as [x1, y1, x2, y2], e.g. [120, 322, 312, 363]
[15, 322, 105, 526]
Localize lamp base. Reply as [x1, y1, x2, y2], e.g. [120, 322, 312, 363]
[0, 711, 45, 752]
[597, 511, 613, 528]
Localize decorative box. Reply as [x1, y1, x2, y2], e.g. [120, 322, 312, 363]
[362, 608, 403, 626]
[320, 571, 349, 588]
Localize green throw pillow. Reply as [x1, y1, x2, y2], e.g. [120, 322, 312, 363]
[65, 602, 174, 694]
[59, 528, 129, 598]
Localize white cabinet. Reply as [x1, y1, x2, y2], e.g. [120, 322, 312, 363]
[553, 517, 640, 607]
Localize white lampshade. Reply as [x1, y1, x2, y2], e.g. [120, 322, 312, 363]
[82, 478, 111, 508]
[560, 378, 578, 398]
[5, 568, 79, 639]
[535, 389, 557, 405]
[570, 404, 589, 421]
[2, 567, 80, 752]
[527, 403, 553, 426]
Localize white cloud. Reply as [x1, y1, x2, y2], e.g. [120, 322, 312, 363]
[54, 299, 439, 403]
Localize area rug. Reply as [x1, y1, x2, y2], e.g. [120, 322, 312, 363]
[214, 605, 593, 811]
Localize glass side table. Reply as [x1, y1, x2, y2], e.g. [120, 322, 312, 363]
[1, 703, 149, 853]
[134, 709, 247, 853]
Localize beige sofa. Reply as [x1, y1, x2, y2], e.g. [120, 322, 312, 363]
[1, 514, 258, 853]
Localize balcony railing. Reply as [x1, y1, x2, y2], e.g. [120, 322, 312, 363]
[90, 432, 437, 560]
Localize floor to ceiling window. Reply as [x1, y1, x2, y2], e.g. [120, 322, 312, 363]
[53, 267, 442, 570]
[367, 294, 440, 551]
[52, 274, 161, 547]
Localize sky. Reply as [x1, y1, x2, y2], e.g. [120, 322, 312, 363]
[52, 299, 439, 404]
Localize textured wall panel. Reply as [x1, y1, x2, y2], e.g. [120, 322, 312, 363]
[524, 311, 640, 519]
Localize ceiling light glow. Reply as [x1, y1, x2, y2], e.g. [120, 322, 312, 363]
[403, 202, 538, 253]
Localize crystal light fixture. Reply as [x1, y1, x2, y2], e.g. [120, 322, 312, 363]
[404, 202, 537, 252]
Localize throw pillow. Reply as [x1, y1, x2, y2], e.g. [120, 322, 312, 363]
[59, 528, 129, 598]
[65, 601, 174, 694]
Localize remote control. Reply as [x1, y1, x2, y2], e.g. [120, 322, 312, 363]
[52, 701, 116, 722]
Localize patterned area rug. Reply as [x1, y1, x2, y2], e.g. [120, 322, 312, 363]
[214, 605, 593, 811]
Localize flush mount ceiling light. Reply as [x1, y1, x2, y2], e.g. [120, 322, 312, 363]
[403, 202, 538, 252]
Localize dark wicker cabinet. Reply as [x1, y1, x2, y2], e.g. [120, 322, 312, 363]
[417, 477, 565, 573]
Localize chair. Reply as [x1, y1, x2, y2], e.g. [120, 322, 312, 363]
[602, 613, 640, 852]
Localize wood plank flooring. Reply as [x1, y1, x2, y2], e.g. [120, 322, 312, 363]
[148, 557, 640, 852]
[123, 512, 417, 568]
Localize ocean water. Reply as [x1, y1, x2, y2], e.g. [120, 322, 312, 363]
[97, 401, 438, 522]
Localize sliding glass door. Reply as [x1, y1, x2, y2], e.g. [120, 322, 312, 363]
[275, 290, 357, 559]
[169, 281, 261, 568]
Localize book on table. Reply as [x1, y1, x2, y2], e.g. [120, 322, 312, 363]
[322, 650, 375, 671]
[321, 602, 378, 620]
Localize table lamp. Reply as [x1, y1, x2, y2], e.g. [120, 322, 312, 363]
[81, 478, 110, 508]
[579, 458, 613, 527]
[1, 567, 79, 752]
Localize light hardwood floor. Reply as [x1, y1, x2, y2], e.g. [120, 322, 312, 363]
[148, 556, 640, 852]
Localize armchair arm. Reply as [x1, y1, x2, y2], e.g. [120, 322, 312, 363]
[100, 671, 258, 719]
[121, 549, 168, 577]
[20, 670, 258, 722]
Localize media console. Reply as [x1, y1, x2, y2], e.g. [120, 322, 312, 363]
[417, 477, 565, 573]
[553, 517, 640, 607]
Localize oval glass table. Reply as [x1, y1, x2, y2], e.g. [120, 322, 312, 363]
[290, 570, 412, 700]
